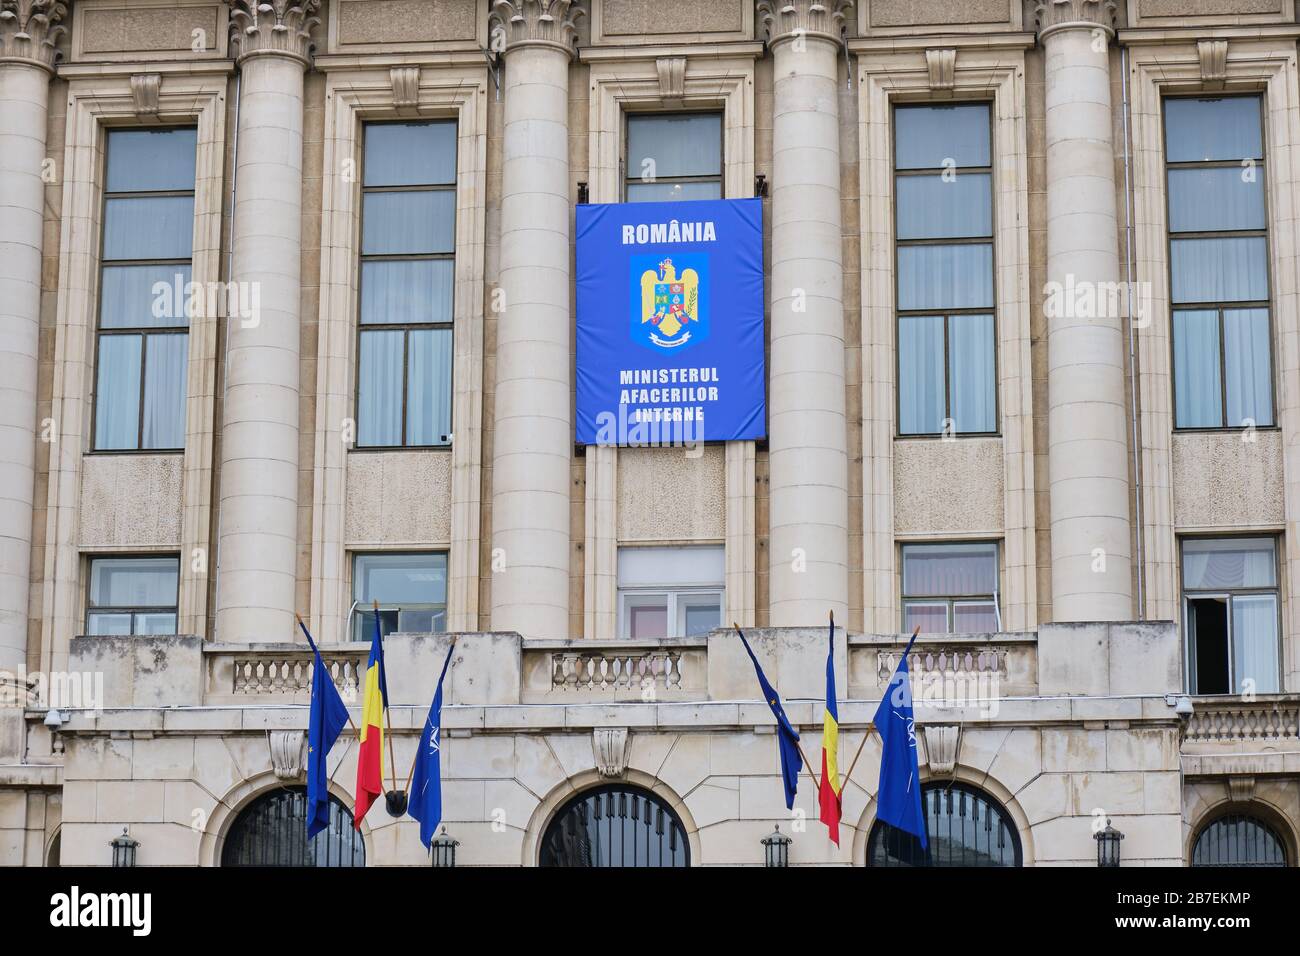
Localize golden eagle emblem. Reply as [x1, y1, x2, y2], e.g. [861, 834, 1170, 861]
[640, 257, 699, 346]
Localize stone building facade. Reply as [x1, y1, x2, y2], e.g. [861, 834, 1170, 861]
[0, 0, 1297, 866]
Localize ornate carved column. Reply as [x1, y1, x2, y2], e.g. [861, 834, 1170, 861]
[0, 0, 65, 670]
[487, 1, 584, 640]
[759, 0, 851, 626]
[215, 0, 319, 641]
[1035, 0, 1133, 621]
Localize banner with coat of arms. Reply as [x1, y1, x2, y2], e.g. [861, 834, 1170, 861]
[575, 197, 766, 445]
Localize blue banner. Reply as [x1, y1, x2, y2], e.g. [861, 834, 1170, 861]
[575, 198, 766, 445]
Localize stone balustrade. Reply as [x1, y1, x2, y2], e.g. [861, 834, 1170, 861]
[204, 642, 368, 705]
[521, 637, 707, 704]
[848, 633, 1039, 700]
[1185, 697, 1300, 744]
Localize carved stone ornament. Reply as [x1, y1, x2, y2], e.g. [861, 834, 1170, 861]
[1031, 0, 1117, 37]
[923, 724, 960, 775]
[488, 0, 585, 57]
[926, 49, 956, 92]
[269, 730, 305, 781]
[1198, 39, 1228, 86]
[593, 727, 629, 778]
[757, 0, 853, 46]
[0, 0, 67, 70]
[130, 73, 162, 117]
[228, 0, 321, 66]
[391, 66, 420, 109]
[1225, 775, 1256, 803]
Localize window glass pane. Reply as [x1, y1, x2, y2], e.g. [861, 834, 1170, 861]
[101, 264, 192, 330]
[626, 114, 722, 180]
[903, 602, 949, 634]
[359, 259, 453, 325]
[356, 330, 404, 446]
[1182, 537, 1276, 589]
[361, 190, 455, 255]
[1232, 594, 1280, 694]
[136, 612, 178, 635]
[1172, 309, 1223, 428]
[629, 602, 668, 640]
[948, 313, 996, 433]
[626, 180, 723, 203]
[1167, 167, 1266, 233]
[1170, 237, 1268, 303]
[103, 197, 194, 261]
[363, 122, 456, 187]
[897, 243, 994, 311]
[141, 333, 189, 449]
[406, 328, 452, 445]
[895, 104, 990, 169]
[106, 128, 197, 192]
[94, 334, 142, 450]
[89, 557, 179, 607]
[354, 553, 448, 604]
[1165, 97, 1262, 163]
[1223, 308, 1273, 427]
[683, 601, 720, 637]
[87, 612, 133, 636]
[896, 173, 992, 240]
[954, 601, 998, 633]
[897, 314, 945, 435]
[617, 546, 725, 588]
[903, 543, 997, 596]
[399, 607, 447, 634]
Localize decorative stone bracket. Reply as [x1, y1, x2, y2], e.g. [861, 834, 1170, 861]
[923, 724, 961, 775]
[269, 730, 305, 781]
[593, 727, 629, 778]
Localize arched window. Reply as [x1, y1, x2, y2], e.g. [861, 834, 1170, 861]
[222, 787, 365, 867]
[868, 782, 1021, 867]
[1192, 813, 1288, 867]
[540, 785, 689, 867]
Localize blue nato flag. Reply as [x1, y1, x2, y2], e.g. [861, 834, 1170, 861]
[873, 631, 928, 847]
[735, 626, 802, 810]
[409, 641, 456, 848]
[298, 617, 351, 839]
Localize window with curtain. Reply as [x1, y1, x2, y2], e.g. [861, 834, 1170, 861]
[893, 103, 996, 436]
[86, 555, 179, 635]
[617, 546, 723, 639]
[352, 552, 448, 640]
[1182, 536, 1280, 695]
[1165, 96, 1274, 429]
[357, 121, 456, 447]
[625, 113, 723, 202]
[901, 541, 1000, 633]
[93, 128, 196, 451]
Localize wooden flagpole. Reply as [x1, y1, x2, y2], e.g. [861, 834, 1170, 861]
[375, 599, 401, 794]
[735, 620, 822, 792]
[296, 611, 361, 738]
[403, 635, 459, 795]
[838, 625, 920, 791]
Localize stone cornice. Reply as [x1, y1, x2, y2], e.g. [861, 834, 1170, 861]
[228, 0, 321, 67]
[489, 0, 585, 58]
[1032, 0, 1117, 39]
[757, 0, 853, 48]
[0, 0, 66, 71]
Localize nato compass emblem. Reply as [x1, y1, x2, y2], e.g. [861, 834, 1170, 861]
[634, 253, 709, 351]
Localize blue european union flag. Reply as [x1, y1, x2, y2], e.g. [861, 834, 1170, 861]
[298, 617, 351, 839]
[735, 627, 802, 810]
[409, 641, 456, 848]
[873, 631, 927, 847]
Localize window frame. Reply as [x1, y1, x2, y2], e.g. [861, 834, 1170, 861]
[1163, 93, 1278, 433]
[1179, 534, 1283, 696]
[84, 553, 181, 636]
[89, 125, 197, 455]
[891, 100, 1000, 439]
[621, 109, 726, 202]
[350, 550, 450, 640]
[899, 540, 1002, 634]
[353, 119, 458, 451]
[617, 587, 724, 640]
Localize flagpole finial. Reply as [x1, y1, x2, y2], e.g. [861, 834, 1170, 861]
[828, 609, 834, 624]
[372, 598, 380, 611]
[294, 611, 303, 625]
[733, 621, 740, 632]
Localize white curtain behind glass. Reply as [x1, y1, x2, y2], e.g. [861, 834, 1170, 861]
[949, 313, 995, 433]
[1232, 594, 1280, 693]
[358, 330, 403, 445]
[406, 328, 452, 445]
[1173, 310, 1221, 428]
[142, 334, 189, 448]
[898, 315, 944, 433]
[1223, 308, 1273, 426]
[94, 336, 142, 449]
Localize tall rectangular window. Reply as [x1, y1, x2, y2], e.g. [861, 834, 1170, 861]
[1165, 96, 1274, 429]
[1182, 536, 1280, 695]
[625, 113, 723, 202]
[617, 546, 723, 639]
[352, 552, 448, 639]
[357, 121, 456, 447]
[94, 128, 196, 451]
[894, 103, 996, 436]
[901, 541, 1000, 633]
[86, 555, 179, 635]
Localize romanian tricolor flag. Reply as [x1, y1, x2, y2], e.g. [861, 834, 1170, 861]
[354, 608, 389, 828]
[819, 616, 842, 845]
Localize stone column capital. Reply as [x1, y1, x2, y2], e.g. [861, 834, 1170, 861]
[489, 0, 585, 59]
[757, 0, 853, 49]
[1032, 0, 1117, 41]
[0, 0, 67, 72]
[228, 0, 321, 67]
